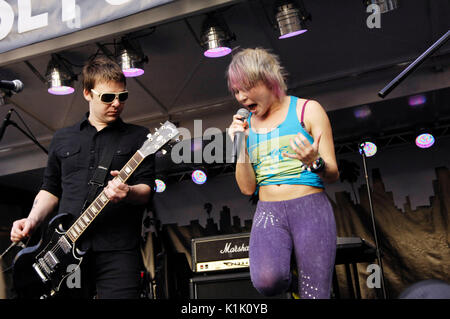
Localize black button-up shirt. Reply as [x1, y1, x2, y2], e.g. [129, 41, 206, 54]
[41, 114, 155, 251]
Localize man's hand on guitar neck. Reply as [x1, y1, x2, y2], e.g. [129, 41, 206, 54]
[104, 170, 152, 205]
[104, 170, 131, 204]
[104, 171, 152, 205]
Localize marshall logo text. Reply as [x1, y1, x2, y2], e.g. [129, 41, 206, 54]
[220, 242, 249, 254]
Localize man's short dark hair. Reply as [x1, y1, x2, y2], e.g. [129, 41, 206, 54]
[82, 56, 126, 92]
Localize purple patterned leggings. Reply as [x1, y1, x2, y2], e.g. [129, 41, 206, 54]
[249, 192, 337, 299]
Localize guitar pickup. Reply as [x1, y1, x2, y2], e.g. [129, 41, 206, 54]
[58, 236, 72, 254]
[44, 251, 60, 269]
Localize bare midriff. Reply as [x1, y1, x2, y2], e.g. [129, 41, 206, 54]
[259, 184, 323, 202]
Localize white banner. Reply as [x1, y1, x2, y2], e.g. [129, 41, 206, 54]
[0, 0, 174, 53]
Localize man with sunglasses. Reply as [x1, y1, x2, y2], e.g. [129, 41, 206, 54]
[10, 56, 155, 298]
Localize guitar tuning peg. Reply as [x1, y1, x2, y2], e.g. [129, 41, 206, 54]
[147, 133, 152, 139]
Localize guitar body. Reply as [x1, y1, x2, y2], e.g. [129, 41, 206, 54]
[13, 213, 84, 299]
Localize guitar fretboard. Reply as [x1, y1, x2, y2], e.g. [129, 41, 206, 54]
[65, 151, 145, 243]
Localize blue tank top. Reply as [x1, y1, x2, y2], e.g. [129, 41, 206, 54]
[246, 96, 324, 188]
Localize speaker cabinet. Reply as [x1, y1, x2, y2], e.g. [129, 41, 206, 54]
[189, 271, 290, 299]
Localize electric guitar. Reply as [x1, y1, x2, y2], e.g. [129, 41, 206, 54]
[12, 121, 179, 299]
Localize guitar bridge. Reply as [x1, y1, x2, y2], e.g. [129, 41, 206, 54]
[32, 262, 49, 283]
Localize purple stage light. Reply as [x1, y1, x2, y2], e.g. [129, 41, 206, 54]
[204, 46, 232, 58]
[279, 29, 307, 39]
[46, 62, 75, 96]
[408, 94, 426, 107]
[48, 86, 75, 95]
[122, 68, 145, 77]
[354, 105, 372, 119]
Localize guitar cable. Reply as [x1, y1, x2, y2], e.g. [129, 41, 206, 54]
[0, 241, 27, 274]
[0, 241, 26, 259]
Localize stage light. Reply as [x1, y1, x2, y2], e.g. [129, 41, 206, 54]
[119, 50, 144, 77]
[415, 133, 435, 149]
[155, 179, 166, 193]
[200, 14, 233, 58]
[408, 94, 427, 107]
[364, 0, 399, 13]
[354, 105, 372, 119]
[359, 142, 377, 157]
[275, 1, 308, 39]
[117, 38, 147, 77]
[46, 55, 75, 95]
[192, 169, 207, 185]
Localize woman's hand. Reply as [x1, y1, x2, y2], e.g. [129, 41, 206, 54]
[227, 113, 249, 141]
[282, 131, 322, 167]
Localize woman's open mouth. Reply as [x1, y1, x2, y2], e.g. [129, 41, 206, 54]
[247, 104, 257, 112]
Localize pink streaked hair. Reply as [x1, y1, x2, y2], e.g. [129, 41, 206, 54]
[226, 48, 287, 100]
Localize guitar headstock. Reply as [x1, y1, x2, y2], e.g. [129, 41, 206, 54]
[139, 121, 180, 157]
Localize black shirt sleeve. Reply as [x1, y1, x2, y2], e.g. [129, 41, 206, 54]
[40, 131, 62, 198]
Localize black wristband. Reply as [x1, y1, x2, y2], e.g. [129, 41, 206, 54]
[302, 157, 325, 173]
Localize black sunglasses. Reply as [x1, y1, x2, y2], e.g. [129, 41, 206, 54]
[91, 89, 129, 103]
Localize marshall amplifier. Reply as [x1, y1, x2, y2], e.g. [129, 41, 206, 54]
[191, 233, 250, 272]
[191, 233, 372, 273]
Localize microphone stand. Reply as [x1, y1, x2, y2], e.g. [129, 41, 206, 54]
[378, 30, 450, 98]
[0, 109, 47, 259]
[0, 109, 48, 154]
[372, 29, 449, 298]
[359, 143, 387, 299]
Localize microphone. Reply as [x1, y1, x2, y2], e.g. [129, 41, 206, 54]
[0, 79, 24, 93]
[231, 108, 250, 163]
[0, 109, 13, 141]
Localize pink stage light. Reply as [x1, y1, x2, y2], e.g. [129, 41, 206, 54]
[408, 94, 427, 107]
[279, 29, 307, 39]
[48, 86, 75, 95]
[204, 46, 232, 58]
[123, 68, 145, 77]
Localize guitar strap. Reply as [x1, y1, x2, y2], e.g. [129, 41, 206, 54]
[82, 129, 121, 211]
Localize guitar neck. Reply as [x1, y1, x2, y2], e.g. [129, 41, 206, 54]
[65, 150, 145, 243]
